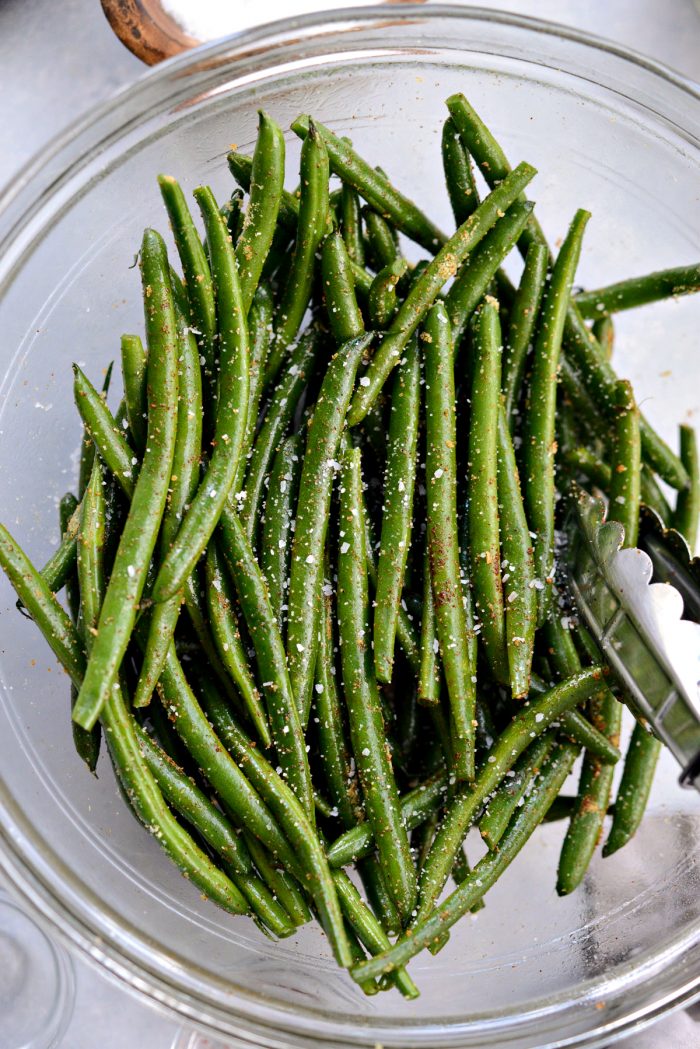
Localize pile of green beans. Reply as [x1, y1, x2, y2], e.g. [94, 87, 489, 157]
[1, 99, 698, 993]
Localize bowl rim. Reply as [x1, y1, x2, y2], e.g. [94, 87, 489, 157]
[1, 6, 700, 1047]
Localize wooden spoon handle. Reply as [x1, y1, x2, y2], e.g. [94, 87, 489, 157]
[100, 0, 199, 65]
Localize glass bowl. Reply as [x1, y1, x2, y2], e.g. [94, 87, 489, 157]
[1, 7, 699, 1047]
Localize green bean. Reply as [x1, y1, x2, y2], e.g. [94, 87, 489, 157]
[479, 731, 555, 850]
[235, 281, 274, 492]
[502, 242, 548, 423]
[347, 162, 536, 427]
[523, 209, 590, 625]
[542, 615, 581, 682]
[243, 832, 312, 927]
[363, 206, 398, 269]
[73, 230, 180, 731]
[674, 424, 699, 549]
[445, 200, 534, 344]
[416, 667, 604, 923]
[417, 542, 440, 706]
[151, 187, 249, 606]
[134, 283, 203, 708]
[238, 326, 323, 543]
[235, 110, 285, 314]
[603, 722, 661, 857]
[315, 580, 359, 830]
[592, 314, 615, 360]
[58, 493, 80, 623]
[72, 466, 104, 771]
[607, 380, 641, 547]
[497, 405, 536, 697]
[136, 725, 250, 875]
[556, 685, 622, 895]
[197, 675, 353, 967]
[203, 542, 271, 747]
[374, 340, 420, 682]
[157, 175, 216, 374]
[221, 188, 245, 245]
[286, 332, 373, 724]
[327, 771, 447, 868]
[73, 367, 136, 498]
[31, 501, 81, 601]
[336, 447, 417, 920]
[561, 445, 611, 491]
[351, 741, 579, 981]
[425, 303, 476, 778]
[358, 858, 401, 936]
[445, 92, 689, 491]
[333, 869, 419, 1000]
[321, 230, 365, 342]
[575, 264, 700, 319]
[78, 361, 114, 499]
[120, 334, 147, 453]
[227, 151, 299, 233]
[233, 867, 296, 939]
[292, 114, 446, 254]
[219, 507, 314, 817]
[468, 301, 508, 684]
[339, 184, 365, 267]
[528, 670, 621, 764]
[368, 259, 406, 330]
[442, 116, 479, 225]
[260, 435, 303, 631]
[266, 122, 329, 382]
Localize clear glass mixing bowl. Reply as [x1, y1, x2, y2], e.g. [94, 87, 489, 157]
[0, 7, 699, 1047]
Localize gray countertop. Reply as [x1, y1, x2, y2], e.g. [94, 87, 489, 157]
[0, 1, 699, 1047]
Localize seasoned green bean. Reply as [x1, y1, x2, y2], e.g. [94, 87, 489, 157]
[321, 230, 365, 342]
[243, 832, 312, 927]
[363, 206, 398, 270]
[260, 434, 303, 631]
[368, 259, 406, 330]
[120, 334, 147, 453]
[674, 424, 699, 549]
[502, 242, 548, 423]
[336, 447, 417, 920]
[592, 314, 615, 361]
[73, 367, 136, 498]
[479, 731, 555, 850]
[608, 380, 641, 547]
[576, 263, 700, 319]
[374, 340, 420, 682]
[286, 332, 373, 724]
[603, 722, 661, 857]
[442, 116, 479, 225]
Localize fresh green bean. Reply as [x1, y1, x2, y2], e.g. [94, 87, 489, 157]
[339, 184, 365, 267]
[266, 122, 329, 382]
[576, 264, 700, 319]
[368, 259, 406, 330]
[502, 242, 548, 423]
[73, 229, 180, 731]
[468, 301, 508, 684]
[235, 111, 285, 313]
[347, 162, 536, 426]
[497, 405, 536, 697]
[603, 722, 661, 857]
[524, 209, 590, 625]
[286, 332, 373, 724]
[73, 367, 136, 498]
[445, 200, 534, 344]
[120, 334, 147, 453]
[197, 675, 353, 967]
[151, 186, 249, 605]
[336, 447, 417, 920]
[204, 542, 271, 748]
[556, 685, 622, 895]
[78, 361, 114, 499]
[374, 340, 420, 682]
[260, 435, 303, 631]
[321, 230, 365, 342]
[416, 667, 604, 923]
[351, 741, 579, 981]
[425, 303, 476, 778]
[442, 116, 480, 225]
[157, 175, 216, 374]
[674, 424, 699, 549]
[133, 283, 203, 708]
[292, 115, 446, 253]
[479, 731, 554, 850]
[219, 506, 314, 817]
[238, 326, 323, 543]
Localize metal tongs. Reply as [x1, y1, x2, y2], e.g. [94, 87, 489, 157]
[567, 485, 700, 790]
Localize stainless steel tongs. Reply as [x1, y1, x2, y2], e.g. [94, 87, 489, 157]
[568, 486, 700, 790]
